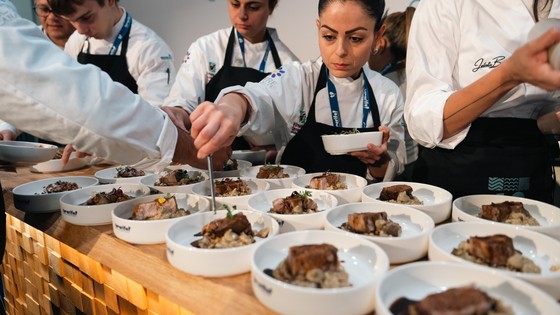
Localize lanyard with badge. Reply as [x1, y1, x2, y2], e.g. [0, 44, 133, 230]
[325, 68, 371, 128]
[236, 30, 271, 72]
[107, 12, 132, 55]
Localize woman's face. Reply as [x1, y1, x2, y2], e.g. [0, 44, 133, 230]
[317, 1, 377, 79]
[35, 0, 75, 43]
[229, 0, 271, 43]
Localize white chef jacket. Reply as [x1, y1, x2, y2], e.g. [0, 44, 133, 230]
[405, 0, 560, 149]
[0, 1, 176, 171]
[64, 8, 175, 107]
[218, 58, 406, 180]
[163, 27, 299, 112]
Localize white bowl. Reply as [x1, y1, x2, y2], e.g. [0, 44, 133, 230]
[321, 131, 383, 155]
[452, 194, 560, 240]
[375, 261, 560, 315]
[111, 193, 209, 244]
[292, 172, 368, 204]
[361, 181, 452, 224]
[166, 209, 279, 277]
[0, 141, 58, 164]
[247, 188, 339, 233]
[231, 149, 267, 165]
[94, 166, 152, 184]
[59, 183, 151, 226]
[528, 18, 560, 69]
[12, 176, 99, 213]
[178, 159, 253, 178]
[191, 177, 270, 210]
[239, 164, 306, 189]
[252, 230, 390, 315]
[428, 222, 560, 299]
[140, 170, 208, 195]
[324, 202, 434, 264]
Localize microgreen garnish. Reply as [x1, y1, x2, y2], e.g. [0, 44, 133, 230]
[223, 204, 237, 218]
[292, 190, 312, 198]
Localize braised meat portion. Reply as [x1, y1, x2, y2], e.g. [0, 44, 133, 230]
[285, 244, 339, 276]
[86, 187, 132, 205]
[200, 212, 253, 238]
[344, 212, 401, 237]
[468, 235, 515, 267]
[214, 178, 252, 197]
[379, 184, 413, 201]
[132, 195, 189, 220]
[42, 180, 79, 194]
[115, 166, 145, 178]
[270, 191, 318, 214]
[480, 201, 539, 226]
[308, 172, 347, 190]
[155, 170, 203, 186]
[256, 165, 289, 179]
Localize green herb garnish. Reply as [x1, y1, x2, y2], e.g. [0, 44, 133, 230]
[292, 190, 312, 198]
[222, 204, 237, 218]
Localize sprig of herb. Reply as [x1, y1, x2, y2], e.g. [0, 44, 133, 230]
[292, 190, 312, 198]
[222, 204, 237, 218]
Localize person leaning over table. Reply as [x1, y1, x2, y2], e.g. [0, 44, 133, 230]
[188, 0, 406, 182]
[405, 0, 560, 203]
[162, 0, 298, 159]
[369, 6, 417, 181]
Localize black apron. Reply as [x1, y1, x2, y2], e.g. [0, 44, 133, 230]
[77, 23, 138, 94]
[205, 27, 282, 150]
[281, 64, 381, 176]
[412, 117, 555, 203]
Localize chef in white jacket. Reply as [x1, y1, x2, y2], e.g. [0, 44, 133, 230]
[405, 0, 560, 203]
[0, 0, 229, 171]
[189, 0, 405, 181]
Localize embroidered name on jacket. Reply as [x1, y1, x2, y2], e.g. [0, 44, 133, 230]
[472, 56, 505, 72]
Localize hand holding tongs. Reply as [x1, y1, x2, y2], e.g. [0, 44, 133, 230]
[207, 155, 217, 213]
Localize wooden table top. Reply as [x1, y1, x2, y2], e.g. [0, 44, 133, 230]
[0, 163, 277, 314]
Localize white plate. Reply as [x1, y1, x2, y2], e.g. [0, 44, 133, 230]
[292, 172, 368, 204]
[239, 164, 306, 189]
[247, 188, 338, 233]
[252, 230, 390, 315]
[452, 194, 560, 240]
[375, 261, 560, 315]
[140, 170, 208, 195]
[94, 165, 152, 184]
[0, 141, 58, 164]
[31, 154, 89, 173]
[111, 193, 209, 244]
[59, 183, 151, 226]
[361, 181, 452, 224]
[324, 202, 434, 264]
[321, 131, 382, 155]
[231, 150, 267, 165]
[191, 177, 270, 210]
[12, 176, 99, 213]
[166, 209, 280, 277]
[428, 222, 560, 299]
[177, 159, 253, 178]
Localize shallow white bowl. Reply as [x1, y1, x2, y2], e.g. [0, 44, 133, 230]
[191, 177, 270, 210]
[252, 230, 390, 315]
[239, 164, 306, 189]
[321, 131, 383, 155]
[166, 209, 279, 277]
[94, 166, 153, 184]
[12, 176, 99, 213]
[452, 194, 560, 240]
[59, 183, 151, 226]
[111, 193, 209, 244]
[231, 150, 267, 165]
[324, 202, 434, 264]
[375, 261, 560, 315]
[247, 188, 338, 233]
[140, 170, 208, 195]
[178, 159, 253, 178]
[30, 153, 89, 173]
[0, 140, 58, 164]
[292, 172, 368, 204]
[428, 222, 560, 299]
[361, 181, 452, 224]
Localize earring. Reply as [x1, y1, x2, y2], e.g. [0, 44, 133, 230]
[373, 48, 379, 55]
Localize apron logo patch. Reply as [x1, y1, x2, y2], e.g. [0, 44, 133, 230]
[487, 177, 530, 192]
[270, 66, 285, 78]
[209, 62, 217, 74]
[160, 54, 172, 60]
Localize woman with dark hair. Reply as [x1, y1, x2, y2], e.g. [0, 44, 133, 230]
[188, 0, 406, 181]
[405, 0, 560, 202]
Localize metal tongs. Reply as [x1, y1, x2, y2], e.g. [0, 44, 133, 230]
[207, 155, 217, 213]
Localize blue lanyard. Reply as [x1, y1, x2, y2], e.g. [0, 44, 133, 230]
[236, 30, 271, 73]
[108, 12, 132, 55]
[379, 60, 404, 75]
[326, 68, 370, 128]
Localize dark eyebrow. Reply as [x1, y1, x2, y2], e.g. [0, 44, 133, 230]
[320, 24, 369, 34]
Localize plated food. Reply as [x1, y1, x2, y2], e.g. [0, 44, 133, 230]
[166, 209, 279, 277]
[247, 188, 338, 233]
[0, 140, 58, 164]
[324, 202, 434, 264]
[252, 230, 389, 315]
[452, 194, 560, 240]
[239, 164, 305, 189]
[175, 159, 253, 178]
[59, 183, 150, 226]
[374, 261, 560, 315]
[112, 193, 209, 244]
[140, 170, 207, 194]
[292, 172, 367, 204]
[95, 165, 152, 184]
[13, 176, 99, 213]
[362, 181, 452, 224]
[321, 130, 382, 155]
[191, 177, 269, 210]
[428, 222, 560, 299]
